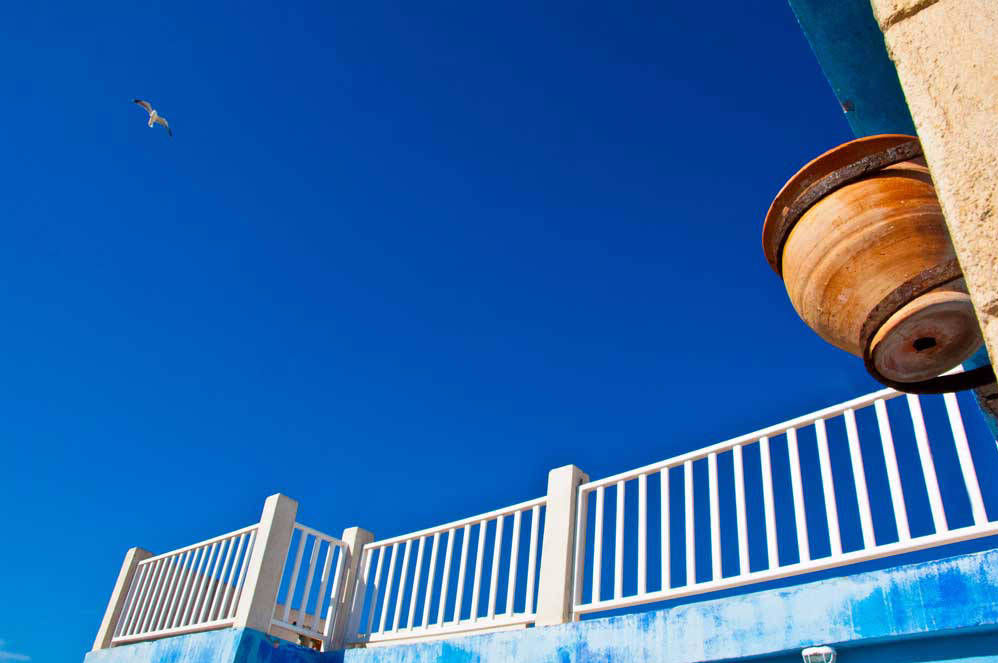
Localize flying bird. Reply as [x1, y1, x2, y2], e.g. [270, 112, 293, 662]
[133, 99, 172, 137]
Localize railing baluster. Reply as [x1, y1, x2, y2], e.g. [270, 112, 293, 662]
[943, 392, 988, 525]
[592, 486, 604, 602]
[815, 418, 843, 556]
[759, 437, 779, 569]
[786, 427, 811, 562]
[135, 560, 164, 634]
[368, 546, 386, 635]
[422, 533, 441, 627]
[487, 516, 504, 618]
[907, 394, 948, 533]
[470, 522, 487, 621]
[573, 491, 588, 610]
[614, 480, 625, 600]
[637, 474, 647, 595]
[190, 542, 220, 626]
[171, 547, 202, 629]
[228, 531, 256, 620]
[152, 553, 183, 631]
[391, 540, 412, 631]
[161, 550, 191, 630]
[708, 453, 721, 580]
[453, 525, 471, 623]
[122, 562, 154, 636]
[684, 460, 695, 585]
[282, 532, 307, 622]
[312, 538, 336, 630]
[525, 505, 540, 615]
[876, 398, 911, 541]
[506, 510, 521, 615]
[844, 409, 876, 549]
[208, 538, 236, 622]
[437, 530, 455, 626]
[378, 543, 399, 634]
[138, 558, 167, 633]
[660, 467, 670, 590]
[325, 546, 346, 637]
[297, 534, 322, 625]
[733, 445, 749, 575]
[118, 563, 149, 637]
[407, 537, 426, 629]
[351, 547, 373, 638]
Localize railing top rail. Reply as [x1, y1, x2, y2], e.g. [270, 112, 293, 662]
[137, 523, 259, 565]
[364, 496, 547, 550]
[293, 522, 346, 548]
[580, 386, 901, 492]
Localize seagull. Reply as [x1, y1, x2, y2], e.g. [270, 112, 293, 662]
[133, 99, 172, 137]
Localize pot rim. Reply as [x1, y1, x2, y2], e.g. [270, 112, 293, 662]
[761, 133, 920, 276]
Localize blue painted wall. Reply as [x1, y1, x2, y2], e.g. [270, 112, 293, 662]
[86, 547, 998, 663]
[341, 547, 998, 663]
[84, 628, 334, 663]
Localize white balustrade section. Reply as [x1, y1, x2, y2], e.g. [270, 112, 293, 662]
[102, 384, 998, 651]
[573, 387, 998, 616]
[270, 523, 348, 649]
[111, 525, 258, 645]
[348, 497, 546, 645]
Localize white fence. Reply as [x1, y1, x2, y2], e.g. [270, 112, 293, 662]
[270, 523, 349, 647]
[347, 497, 546, 645]
[572, 389, 997, 615]
[111, 525, 257, 645]
[97, 386, 998, 652]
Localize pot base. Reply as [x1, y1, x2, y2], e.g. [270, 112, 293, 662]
[870, 288, 983, 383]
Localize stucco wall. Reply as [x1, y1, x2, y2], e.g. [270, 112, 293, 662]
[85, 547, 998, 663]
[341, 547, 998, 663]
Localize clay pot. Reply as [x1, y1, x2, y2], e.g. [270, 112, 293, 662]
[762, 135, 983, 389]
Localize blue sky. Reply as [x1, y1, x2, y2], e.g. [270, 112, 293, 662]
[2, 2, 984, 661]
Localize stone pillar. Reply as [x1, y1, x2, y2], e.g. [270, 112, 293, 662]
[869, 0, 998, 413]
[535, 464, 588, 626]
[329, 526, 374, 650]
[92, 546, 153, 650]
[233, 493, 298, 633]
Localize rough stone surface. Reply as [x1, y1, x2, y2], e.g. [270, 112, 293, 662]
[870, 0, 944, 28]
[871, 0, 998, 381]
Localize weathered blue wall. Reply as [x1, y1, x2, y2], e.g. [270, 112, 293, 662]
[87, 548, 998, 663]
[84, 628, 334, 663]
[342, 548, 998, 663]
[787, 0, 915, 137]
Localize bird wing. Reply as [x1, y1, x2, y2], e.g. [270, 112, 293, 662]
[154, 115, 172, 136]
[133, 99, 153, 114]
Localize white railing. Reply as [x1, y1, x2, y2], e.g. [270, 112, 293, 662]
[347, 497, 546, 645]
[98, 386, 998, 651]
[572, 389, 997, 615]
[270, 523, 349, 648]
[111, 525, 258, 644]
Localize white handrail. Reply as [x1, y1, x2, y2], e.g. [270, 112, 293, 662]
[349, 497, 546, 645]
[270, 523, 348, 649]
[573, 388, 996, 616]
[112, 525, 258, 644]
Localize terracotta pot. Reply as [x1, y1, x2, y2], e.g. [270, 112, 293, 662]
[762, 135, 983, 390]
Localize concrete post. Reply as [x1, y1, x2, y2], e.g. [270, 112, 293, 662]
[535, 464, 588, 626]
[869, 0, 998, 414]
[328, 526, 375, 650]
[233, 493, 298, 634]
[92, 546, 153, 650]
